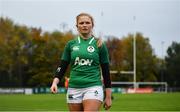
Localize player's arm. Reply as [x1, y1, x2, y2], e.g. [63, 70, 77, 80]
[101, 63, 112, 110]
[101, 63, 111, 88]
[99, 42, 112, 110]
[51, 41, 71, 93]
[99, 42, 111, 89]
[51, 60, 69, 93]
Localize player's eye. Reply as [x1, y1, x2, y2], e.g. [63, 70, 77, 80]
[79, 22, 84, 25]
[79, 22, 91, 25]
[85, 22, 90, 24]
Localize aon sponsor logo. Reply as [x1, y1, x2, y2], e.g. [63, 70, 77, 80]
[74, 57, 93, 66]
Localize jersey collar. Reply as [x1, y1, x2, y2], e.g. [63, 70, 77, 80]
[78, 36, 94, 44]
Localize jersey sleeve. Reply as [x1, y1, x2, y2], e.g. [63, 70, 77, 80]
[61, 41, 71, 62]
[99, 42, 109, 64]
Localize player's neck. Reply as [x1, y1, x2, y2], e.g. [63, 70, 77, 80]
[79, 33, 92, 40]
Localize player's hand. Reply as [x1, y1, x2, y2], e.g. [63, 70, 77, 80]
[104, 96, 112, 110]
[50, 78, 59, 94]
[50, 83, 58, 94]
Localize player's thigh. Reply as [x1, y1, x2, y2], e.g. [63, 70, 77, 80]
[83, 99, 102, 111]
[82, 86, 103, 111]
[68, 103, 83, 111]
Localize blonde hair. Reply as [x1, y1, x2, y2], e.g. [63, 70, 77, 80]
[76, 13, 94, 27]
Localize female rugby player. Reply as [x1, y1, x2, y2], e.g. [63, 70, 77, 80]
[50, 12, 112, 111]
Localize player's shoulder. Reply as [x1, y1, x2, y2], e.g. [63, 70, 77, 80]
[66, 36, 79, 45]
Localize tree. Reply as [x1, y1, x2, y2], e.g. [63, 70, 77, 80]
[106, 37, 124, 70]
[106, 33, 158, 82]
[0, 17, 32, 87]
[165, 42, 180, 87]
[27, 29, 73, 87]
[121, 33, 158, 82]
[0, 17, 73, 87]
[106, 37, 124, 81]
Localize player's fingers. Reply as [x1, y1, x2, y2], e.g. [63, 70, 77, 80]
[105, 105, 111, 110]
[53, 87, 57, 93]
[50, 87, 54, 93]
[50, 86, 57, 93]
[103, 103, 106, 109]
[106, 105, 111, 110]
[104, 102, 111, 110]
[103, 103, 107, 110]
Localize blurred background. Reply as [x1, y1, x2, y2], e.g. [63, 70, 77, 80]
[0, 0, 180, 93]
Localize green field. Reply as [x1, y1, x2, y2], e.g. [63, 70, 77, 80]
[0, 93, 180, 111]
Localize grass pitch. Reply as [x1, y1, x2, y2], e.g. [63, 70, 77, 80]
[0, 93, 180, 111]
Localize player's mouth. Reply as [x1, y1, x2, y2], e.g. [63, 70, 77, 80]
[82, 29, 88, 31]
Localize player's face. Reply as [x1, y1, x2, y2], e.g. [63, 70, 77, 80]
[77, 16, 93, 36]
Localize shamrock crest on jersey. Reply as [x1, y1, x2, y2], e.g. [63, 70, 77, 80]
[87, 46, 95, 53]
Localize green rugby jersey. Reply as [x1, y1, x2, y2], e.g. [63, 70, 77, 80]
[61, 36, 109, 88]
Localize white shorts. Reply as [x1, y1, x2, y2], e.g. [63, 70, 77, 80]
[66, 86, 104, 103]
